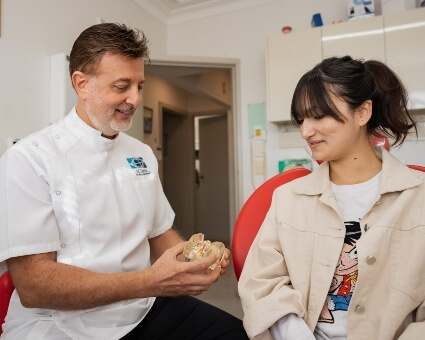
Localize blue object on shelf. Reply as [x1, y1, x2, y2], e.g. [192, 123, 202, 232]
[311, 13, 323, 27]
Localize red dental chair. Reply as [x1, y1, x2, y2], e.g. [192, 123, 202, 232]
[232, 167, 312, 280]
[0, 271, 14, 335]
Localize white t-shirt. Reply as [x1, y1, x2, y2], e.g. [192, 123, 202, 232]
[0, 109, 175, 339]
[314, 172, 380, 340]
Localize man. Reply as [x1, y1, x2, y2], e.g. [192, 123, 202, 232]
[0, 23, 247, 339]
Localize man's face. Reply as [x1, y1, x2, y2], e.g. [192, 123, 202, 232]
[80, 53, 145, 138]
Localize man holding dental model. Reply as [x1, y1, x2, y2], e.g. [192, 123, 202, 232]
[0, 22, 248, 340]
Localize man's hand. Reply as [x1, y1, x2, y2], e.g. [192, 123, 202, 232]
[150, 229, 232, 276]
[218, 248, 230, 275]
[146, 242, 221, 297]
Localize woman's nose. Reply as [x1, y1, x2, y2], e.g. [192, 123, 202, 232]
[300, 118, 315, 139]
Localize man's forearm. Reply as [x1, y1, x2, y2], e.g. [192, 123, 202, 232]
[7, 252, 152, 310]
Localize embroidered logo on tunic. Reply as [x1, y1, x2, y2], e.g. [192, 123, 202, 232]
[127, 157, 147, 168]
[126, 157, 151, 176]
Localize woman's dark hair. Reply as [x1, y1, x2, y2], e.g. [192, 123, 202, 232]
[290, 56, 417, 146]
[69, 23, 150, 78]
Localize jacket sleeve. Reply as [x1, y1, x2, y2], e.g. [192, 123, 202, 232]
[397, 301, 425, 340]
[238, 191, 306, 339]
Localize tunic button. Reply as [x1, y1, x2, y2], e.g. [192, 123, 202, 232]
[376, 201, 380, 205]
[355, 305, 365, 314]
[55, 134, 60, 139]
[56, 190, 61, 195]
[61, 244, 66, 248]
[366, 256, 376, 265]
[33, 142, 39, 146]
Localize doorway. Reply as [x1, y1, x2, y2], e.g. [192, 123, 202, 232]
[161, 107, 230, 244]
[145, 60, 239, 246]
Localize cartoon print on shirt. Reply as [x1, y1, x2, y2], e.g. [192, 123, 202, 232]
[319, 221, 362, 323]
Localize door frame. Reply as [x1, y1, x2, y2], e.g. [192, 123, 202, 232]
[148, 57, 241, 242]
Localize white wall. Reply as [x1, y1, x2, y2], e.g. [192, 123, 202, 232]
[0, 0, 167, 156]
[166, 1, 350, 203]
[2, 0, 419, 212]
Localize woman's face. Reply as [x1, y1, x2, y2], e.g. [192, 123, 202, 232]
[299, 94, 363, 163]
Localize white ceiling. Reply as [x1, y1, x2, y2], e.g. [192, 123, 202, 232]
[145, 63, 231, 106]
[135, 0, 278, 101]
[132, 0, 279, 25]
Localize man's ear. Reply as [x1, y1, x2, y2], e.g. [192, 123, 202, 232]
[72, 71, 90, 99]
[357, 99, 372, 127]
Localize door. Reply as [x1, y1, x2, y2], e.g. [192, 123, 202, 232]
[162, 108, 195, 239]
[196, 114, 230, 244]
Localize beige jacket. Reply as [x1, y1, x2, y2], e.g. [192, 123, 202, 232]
[238, 148, 425, 340]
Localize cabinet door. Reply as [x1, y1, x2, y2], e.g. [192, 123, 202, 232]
[266, 28, 322, 122]
[384, 7, 425, 109]
[322, 16, 385, 61]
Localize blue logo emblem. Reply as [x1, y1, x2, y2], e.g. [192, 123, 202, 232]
[126, 157, 147, 169]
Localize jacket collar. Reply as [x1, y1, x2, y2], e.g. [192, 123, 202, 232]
[294, 147, 423, 196]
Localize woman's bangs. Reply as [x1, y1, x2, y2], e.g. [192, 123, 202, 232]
[292, 83, 324, 124]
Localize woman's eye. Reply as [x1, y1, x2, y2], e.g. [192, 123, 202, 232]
[314, 115, 325, 120]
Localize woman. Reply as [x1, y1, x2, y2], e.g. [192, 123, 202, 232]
[238, 56, 425, 339]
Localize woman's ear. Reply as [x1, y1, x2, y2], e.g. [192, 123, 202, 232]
[72, 71, 89, 99]
[357, 99, 372, 127]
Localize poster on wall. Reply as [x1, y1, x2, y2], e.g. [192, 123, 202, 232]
[143, 107, 153, 133]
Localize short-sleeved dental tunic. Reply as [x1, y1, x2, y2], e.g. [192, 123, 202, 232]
[0, 109, 175, 339]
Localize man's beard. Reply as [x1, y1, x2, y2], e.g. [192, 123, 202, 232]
[86, 100, 134, 137]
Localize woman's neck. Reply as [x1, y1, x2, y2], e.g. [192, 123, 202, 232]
[329, 148, 382, 185]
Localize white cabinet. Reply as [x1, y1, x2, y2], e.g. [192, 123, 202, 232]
[266, 7, 425, 122]
[266, 28, 322, 122]
[384, 7, 425, 109]
[322, 16, 385, 61]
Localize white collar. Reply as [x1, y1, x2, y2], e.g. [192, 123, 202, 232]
[65, 108, 120, 152]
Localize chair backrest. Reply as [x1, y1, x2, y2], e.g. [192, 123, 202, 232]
[232, 164, 425, 281]
[0, 271, 14, 335]
[232, 167, 311, 280]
